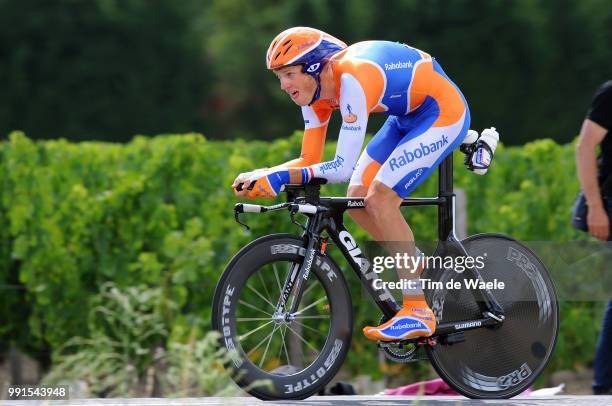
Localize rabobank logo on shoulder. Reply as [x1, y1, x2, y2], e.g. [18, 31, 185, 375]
[385, 60, 413, 71]
[390, 135, 448, 171]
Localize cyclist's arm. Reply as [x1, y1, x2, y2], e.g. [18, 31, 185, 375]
[233, 113, 327, 191]
[268, 106, 330, 171]
[306, 73, 370, 183]
[277, 127, 327, 168]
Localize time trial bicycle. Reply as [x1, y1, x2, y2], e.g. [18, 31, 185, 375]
[211, 152, 559, 400]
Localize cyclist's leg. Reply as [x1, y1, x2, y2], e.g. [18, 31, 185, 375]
[348, 116, 406, 241]
[360, 110, 442, 340]
[349, 59, 469, 242]
[363, 92, 470, 341]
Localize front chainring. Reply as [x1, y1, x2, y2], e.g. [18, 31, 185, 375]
[376, 316, 431, 363]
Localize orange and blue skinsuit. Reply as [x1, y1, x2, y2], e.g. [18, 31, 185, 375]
[253, 39, 471, 341]
[277, 40, 470, 200]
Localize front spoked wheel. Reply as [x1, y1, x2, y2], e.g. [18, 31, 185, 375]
[212, 234, 352, 400]
[423, 233, 559, 398]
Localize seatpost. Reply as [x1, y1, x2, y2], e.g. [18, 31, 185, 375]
[438, 154, 454, 241]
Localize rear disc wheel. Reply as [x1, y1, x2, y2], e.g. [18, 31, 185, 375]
[423, 234, 559, 398]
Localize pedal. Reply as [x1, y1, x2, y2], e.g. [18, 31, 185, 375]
[440, 332, 465, 345]
[377, 336, 435, 348]
[416, 337, 437, 347]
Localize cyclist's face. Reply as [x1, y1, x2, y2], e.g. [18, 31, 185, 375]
[274, 65, 316, 106]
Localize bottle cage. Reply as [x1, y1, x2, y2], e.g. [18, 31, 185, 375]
[460, 140, 494, 172]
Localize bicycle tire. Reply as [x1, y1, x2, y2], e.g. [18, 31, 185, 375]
[423, 233, 559, 398]
[211, 234, 353, 400]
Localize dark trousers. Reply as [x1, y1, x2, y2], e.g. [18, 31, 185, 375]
[572, 193, 612, 393]
[594, 300, 612, 394]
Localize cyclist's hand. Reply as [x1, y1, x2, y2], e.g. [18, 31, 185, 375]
[232, 168, 267, 197]
[245, 169, 290, 200]
[587, 205, 609, 241]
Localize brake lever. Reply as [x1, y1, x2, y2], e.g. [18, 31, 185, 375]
[289, 206, 306, 231]
[234, 204, 250, 230]
[235, 213, 250, 230]
[234, 182, 257, 230]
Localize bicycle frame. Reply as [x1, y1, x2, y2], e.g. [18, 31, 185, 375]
[235, 153, 506, 340]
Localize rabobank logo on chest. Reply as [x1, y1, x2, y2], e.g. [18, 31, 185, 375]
[385, 61, 413, 71]
[389, 135, 448, 171]
[319, 155, 345, 174]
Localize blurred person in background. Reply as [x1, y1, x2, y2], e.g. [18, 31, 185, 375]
[574, 80, 612, 395]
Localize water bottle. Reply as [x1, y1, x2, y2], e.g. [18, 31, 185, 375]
[471, 127, 499, 175]
[460, 130, 479, 157]
[463, 129, 480, 145]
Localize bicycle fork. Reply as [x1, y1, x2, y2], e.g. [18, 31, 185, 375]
[272, 211, 325, 321]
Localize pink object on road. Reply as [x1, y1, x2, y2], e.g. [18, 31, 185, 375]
[385, 378, 458, 396]
[386, 378, 534, 396]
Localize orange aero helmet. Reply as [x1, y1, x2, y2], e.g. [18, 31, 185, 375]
[266, 27, 347, 103]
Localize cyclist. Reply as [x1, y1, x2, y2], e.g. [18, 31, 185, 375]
[232, 27, 470, 342]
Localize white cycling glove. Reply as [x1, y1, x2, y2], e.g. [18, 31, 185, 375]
[234, 168, 269, 186]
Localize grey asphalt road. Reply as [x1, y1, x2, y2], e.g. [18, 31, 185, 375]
[3, 396, 612, 406]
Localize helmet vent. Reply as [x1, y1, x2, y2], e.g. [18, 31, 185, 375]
[274, 51, 281, 61]
[282, 44, 293, 55]
[283, 39, 292, 46]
